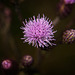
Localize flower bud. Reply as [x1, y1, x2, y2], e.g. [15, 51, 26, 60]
[1, 59, 19, 75]
[57, 0, 73, 18]
[63, 29, 75, 43]
[22, 55, 33, 67]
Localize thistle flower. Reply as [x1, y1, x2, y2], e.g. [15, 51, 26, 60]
[63, 29, 75, 43]
[21, 14, 56, 48]
[64, 0, 75, 4]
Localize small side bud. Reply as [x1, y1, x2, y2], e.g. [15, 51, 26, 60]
[22, 55, 33, 67]
[1, 59, 19, 75]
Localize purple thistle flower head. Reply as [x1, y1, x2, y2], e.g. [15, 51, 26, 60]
[21, 14, 56, 48]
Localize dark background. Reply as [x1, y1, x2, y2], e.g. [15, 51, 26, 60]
[0, 0, 75, 75]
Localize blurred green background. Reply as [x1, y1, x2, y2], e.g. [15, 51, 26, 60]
[0, 0, 75, 75]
